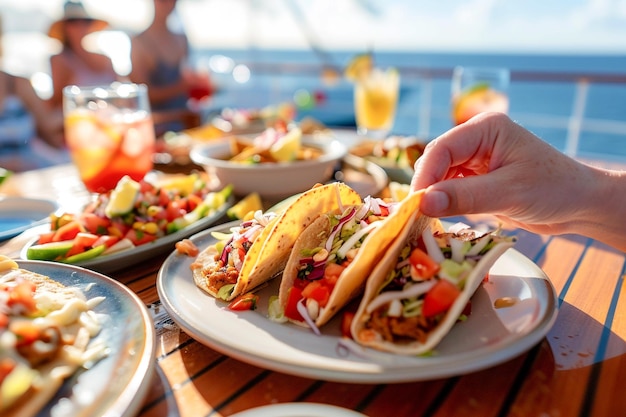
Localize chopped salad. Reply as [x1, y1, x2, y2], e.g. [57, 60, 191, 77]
[25, 173, 233, 264]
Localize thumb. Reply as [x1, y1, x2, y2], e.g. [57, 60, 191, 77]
[419, 172, 519, 218]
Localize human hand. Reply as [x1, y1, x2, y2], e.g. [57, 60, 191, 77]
[411, 112, 603, 236]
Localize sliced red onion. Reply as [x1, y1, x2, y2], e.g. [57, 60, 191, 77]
[306, 265, 325, 281]
[219, 237, 234, 264]
[325, 207, 356, 252]
[365, 280, 437, 314]
[336, 338, 395, 363]
[296, 299, 321, 335]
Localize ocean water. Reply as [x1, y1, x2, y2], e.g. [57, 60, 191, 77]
[196, 48, 626, 160]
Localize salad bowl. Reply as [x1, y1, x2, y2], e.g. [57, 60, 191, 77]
[190, 136, 347, 201]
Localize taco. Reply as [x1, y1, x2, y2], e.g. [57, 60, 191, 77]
[0, 256, 107, 416]
[277, 190, 425, 331]
[191, 182, 363, 301]
[350, 217, 516, 355]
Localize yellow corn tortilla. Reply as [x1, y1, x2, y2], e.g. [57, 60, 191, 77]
[280, 190, 426, 328]
[192, 182, 363, 300]
[350, 217, 515, 355]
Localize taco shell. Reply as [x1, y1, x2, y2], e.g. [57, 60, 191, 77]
[192, 182, 363, 300]
[280, 190, 426, 328]
[351, 217, 515, 355]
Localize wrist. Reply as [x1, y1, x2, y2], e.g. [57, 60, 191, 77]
[572, 165, 626, 251]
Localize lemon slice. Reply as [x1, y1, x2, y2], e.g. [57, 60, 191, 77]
[227, 192, 263, 220]
[269, 127, 302, 162]
[345, 53, 373, 81]
[159, 173, 199, 196]
[389, 181, 411, 202]
[105, 175, 140, 218]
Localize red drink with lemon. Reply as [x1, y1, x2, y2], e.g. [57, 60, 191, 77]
[63, 83, 156, 193]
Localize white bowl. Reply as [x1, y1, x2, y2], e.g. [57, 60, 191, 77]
[190, 138, 348, 201]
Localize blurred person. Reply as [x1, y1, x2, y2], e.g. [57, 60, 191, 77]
[0, 14, 64, 156]
[411, 112, 626, 252]
[47, 0, 118, 109]
[0, 70, 64, 150]
[129, 0, 210, 136]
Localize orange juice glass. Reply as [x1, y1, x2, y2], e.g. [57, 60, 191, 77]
[354, 67, 400, 139]
[63, 83, 156, 193]
[451, 66, 509, 126]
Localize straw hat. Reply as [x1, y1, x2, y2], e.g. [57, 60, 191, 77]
[47, 0, 108, 43]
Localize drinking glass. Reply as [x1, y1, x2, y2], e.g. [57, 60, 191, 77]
[450, 66, 509, 126]
[63, 83, 156, 193]
[354, 67, 400, 139]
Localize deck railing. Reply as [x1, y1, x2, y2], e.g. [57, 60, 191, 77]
[218, 61, 626, 160]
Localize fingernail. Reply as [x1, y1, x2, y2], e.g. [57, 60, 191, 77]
[424, 190, 450, 214]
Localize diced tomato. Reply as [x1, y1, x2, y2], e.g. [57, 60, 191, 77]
[227, 293, 259, 311]
[65, 232, 100, 257]
[158, 189, 172, 207]
[52, 220, 84, 242]
[422, 279, 461, 318]
[139, 180, 156, 194]
[379, 205, 390, 217]
[409, 248, 440, 279]
[284, 287, 304, 321]
[8, 281, 37, 313]
[124, 229, 152, 246]
[37, 231, 57, 245]
[92, 235, 121, 249]
[124, 229, 158, 246]
[10, 320, 40, 347]
[340, 311, 355, 339]
[187, 194, 203, 211]
[107, 223, 130, 238]
[175, 239, 199, 256]
[81, 213, 111, 235]
[166, 200, 186, 222]
[323, 262, 346, 287]
[301, 281, 330, 307]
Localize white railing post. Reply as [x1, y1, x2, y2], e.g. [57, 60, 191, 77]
[565, 79, 589, 157]
[418, 77, 432, 139]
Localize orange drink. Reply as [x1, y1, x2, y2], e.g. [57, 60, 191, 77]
[354, 67, 400, 139]
[451, 66, 509, 126]
[63, 83, 156, 193]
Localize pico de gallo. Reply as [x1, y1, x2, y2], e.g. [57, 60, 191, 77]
[25, 174, 233, 264]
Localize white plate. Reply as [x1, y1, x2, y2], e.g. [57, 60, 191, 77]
[16, 260, 155, 417]
[20, 196, 233, 274]
[230, 403, 368, 417]
[0, 197, 58, 241]
[157, 223, 558, 383]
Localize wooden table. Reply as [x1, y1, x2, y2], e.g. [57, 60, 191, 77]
[2, 162, 626, 417]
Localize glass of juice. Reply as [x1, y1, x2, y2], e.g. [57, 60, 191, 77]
[63, 83, 156, 193]
[354, 67, 400, 139]
[450, 66, 510, 126]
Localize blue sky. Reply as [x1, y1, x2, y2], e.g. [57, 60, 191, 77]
[2, 0, 626, 64]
